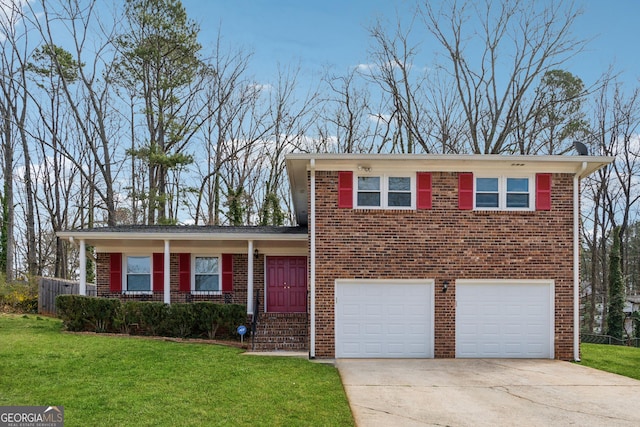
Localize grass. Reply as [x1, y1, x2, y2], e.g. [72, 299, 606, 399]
[0, 314, 354, 426]
[580, 343, 640, 380]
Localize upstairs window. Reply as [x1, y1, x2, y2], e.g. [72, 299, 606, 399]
[476, 178, 499, 208]
[357, 176, 381, 207]
[506, 178, 530, 208]
[388, 177, 412, 207]
[356, 174, 414, 209]
[474, 176, 532, 210]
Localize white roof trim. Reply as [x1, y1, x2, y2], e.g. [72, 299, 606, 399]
[58, 231, 307, 242]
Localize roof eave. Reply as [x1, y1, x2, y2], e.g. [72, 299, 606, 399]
[57, 231, 308, 242]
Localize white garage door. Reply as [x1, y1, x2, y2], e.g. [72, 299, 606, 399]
[335, 280, 434, 358]
[456, 280, 554, 358]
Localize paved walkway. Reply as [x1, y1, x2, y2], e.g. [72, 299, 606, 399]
[337, 359, 640, 426]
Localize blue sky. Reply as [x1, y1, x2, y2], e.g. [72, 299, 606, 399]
[183, 0, 640, 90]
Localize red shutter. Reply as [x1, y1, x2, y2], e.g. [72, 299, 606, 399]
[152, 253, 164, 292]
[179, 253, 191, 292]
[338, 171, 353, 208]
[458, 173, 474, 210]
[416, 172, 432, 210]
[110, 253, 122, 292]
[536, 173, 552, 210]
[222, 254, 233, 293]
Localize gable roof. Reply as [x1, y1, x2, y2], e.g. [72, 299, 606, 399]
[286, 153, 614, 226]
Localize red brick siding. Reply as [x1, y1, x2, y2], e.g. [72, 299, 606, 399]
[312, 171, 575, 360]
[96, 253, 259, 306]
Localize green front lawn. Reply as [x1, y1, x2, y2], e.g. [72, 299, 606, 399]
[0, 314, 354, 426]
[580, 343, 640, 380]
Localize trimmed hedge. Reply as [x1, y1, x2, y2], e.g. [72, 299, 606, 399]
[56, 295, 246, 339]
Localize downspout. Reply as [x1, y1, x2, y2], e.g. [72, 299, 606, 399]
[310, 159, 316, 359]
[573, 162, 587, 361]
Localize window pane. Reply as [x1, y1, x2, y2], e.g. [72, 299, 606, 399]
[476, 178, 498, 192]
[388, 192, 411, 207]
[358, 176, 380, 191]
[507, 194, 530, 208]
[127, 256, 150, 274]
[476, 193, 499, 207]
[507, 178, 529, 193]
[127, 275, 150, 291]
[195, 257, 218, 274]
[357, 192, 381, 206]
[195, 275, 219, 291]
[388, 177, 410, 191]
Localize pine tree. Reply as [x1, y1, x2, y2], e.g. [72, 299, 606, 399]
[606, 227, 626, 339]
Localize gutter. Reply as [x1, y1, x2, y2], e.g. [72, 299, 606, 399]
[574, 162, 587, 361]
[309, 159, 316, 359]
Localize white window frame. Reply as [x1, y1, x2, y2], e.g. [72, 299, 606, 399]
[123, 254, 153, 295]
[354, 173, 415, 209]
[474, 175, 535, 211]
[191, 254, 222, 295]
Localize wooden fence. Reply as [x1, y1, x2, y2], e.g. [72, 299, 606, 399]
[38, 278, 96, 316]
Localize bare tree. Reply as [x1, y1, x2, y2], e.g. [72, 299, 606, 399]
[581, 76, 640, 333]
[420, 0, 586, 154]
[259, 64, 320, 225]
[26, 43, 82, 277]
[28, 0, 124, 227]
[0, 1, 37, 276]
[364, 17, 433, 153]
[317, 67, 376, 153]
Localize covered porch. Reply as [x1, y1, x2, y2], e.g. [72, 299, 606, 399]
[58, 226, 309, 319]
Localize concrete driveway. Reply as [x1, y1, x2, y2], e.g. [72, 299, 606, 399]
[337, 359, 640, 427]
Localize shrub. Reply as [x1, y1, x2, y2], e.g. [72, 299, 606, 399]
[220, 304, 247, 338]
[165, 303, 195, 338]
[55, 295, 246, 340]
[0, 279, 38, 314]
[56, 295, 92, 331]
[136, 302, 169, 336]
[56, 295, 120, 333]
[87, 298, 120, 333]
[192, 302, 224, 339]
[115, 301, 141, 334]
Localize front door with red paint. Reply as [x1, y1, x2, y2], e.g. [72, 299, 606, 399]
[266, 256, 307, 313]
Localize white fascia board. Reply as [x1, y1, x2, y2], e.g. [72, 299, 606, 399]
[286, 153, 614, 177]
[57, 231, 308, 242]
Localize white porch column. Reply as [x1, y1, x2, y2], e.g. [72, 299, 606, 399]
[79, 239, 87, 296]
[164, 240, 171, 304]
[247, 240, 254, 315]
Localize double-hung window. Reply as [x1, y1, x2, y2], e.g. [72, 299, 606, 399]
[193, 256, 220, 293]
[356, 174, 414, 209]
[506, 178, 530, 208]
[125, 255, 151, 292]
[475, 176, 532, 210]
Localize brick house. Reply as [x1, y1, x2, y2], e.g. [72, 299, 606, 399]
[59, 153, 612, 360]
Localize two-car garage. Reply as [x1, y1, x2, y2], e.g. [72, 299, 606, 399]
[334, 279, 554, 359]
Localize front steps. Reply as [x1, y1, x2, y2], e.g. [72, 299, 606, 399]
[251, 312, 308, 351]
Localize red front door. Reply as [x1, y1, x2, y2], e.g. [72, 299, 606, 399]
[266, 256, 307, 313]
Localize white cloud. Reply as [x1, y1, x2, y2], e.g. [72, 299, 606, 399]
[368, 113, 392, 124]
[0, 0, 31, 41]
